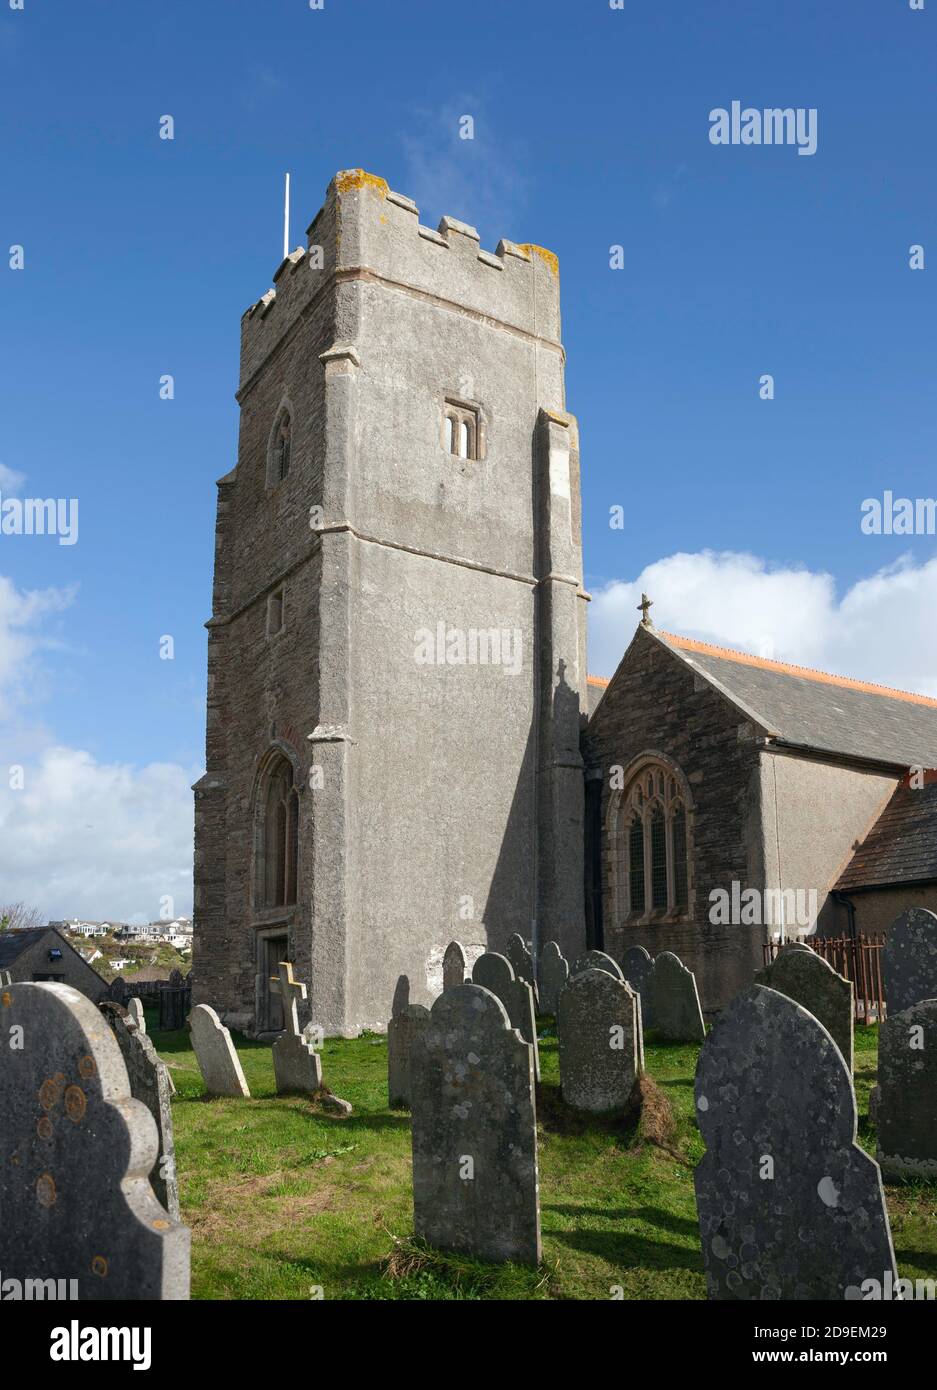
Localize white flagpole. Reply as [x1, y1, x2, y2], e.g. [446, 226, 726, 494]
[283, 172, 290, 260]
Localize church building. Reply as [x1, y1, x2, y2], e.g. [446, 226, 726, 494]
[584, 621, 937, 1011]
[193, 169, 937, 1033]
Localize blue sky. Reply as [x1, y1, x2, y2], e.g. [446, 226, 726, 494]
[1, 0, 934, 919]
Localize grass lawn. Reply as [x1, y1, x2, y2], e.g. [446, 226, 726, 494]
[152, 1015, 937, 1300]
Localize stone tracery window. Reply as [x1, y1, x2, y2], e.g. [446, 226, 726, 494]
[615, 758, 691, 920]
[257, 754, 299, 910]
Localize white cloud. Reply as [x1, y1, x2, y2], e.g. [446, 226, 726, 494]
[0, 575, 76, 718]
[401, 96, 529, 241]
[0, 747, 195, 925]
[0, 745, 193, 928]
[0, 462, 25, 494]
[0, 573, 196, 922]
[589, 550, 937, 697]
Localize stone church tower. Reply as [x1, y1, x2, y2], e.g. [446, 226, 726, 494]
[193, 170, 587, 1035]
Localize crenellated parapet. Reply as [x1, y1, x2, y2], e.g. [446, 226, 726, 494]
[238, 169, 562, 392]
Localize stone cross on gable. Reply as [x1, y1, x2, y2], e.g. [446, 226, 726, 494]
[637, 593, 654, 628]
[270, 961, 306, 1037]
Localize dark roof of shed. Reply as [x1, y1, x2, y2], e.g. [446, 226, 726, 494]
[0, 927, 49, 967]
[836, 779, 937, 890]
[657, 631, 937, 768]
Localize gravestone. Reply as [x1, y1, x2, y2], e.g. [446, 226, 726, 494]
[388, 974, 430, 1108]
[189, 1004, 250, 1098]
[755, 945, 853, 1071]
[442, 941, 467, 992]
[0, 981, 190, 1298]
[472, 953, 540, 1080]
[883, 907, 937, 1015]
[505, 934, 538, 1005]
[100, 1001, 179, 1219]
[410, 983, 541, 1265]
[877, 999, 937, 1180]
[621, 945, 655, 1029]
[570, 950, 624, 982]
[650, 951, 705, 1041]
[0, 970, 11, 986]
[270, 962, 323, 1095]
[538, 941, 568, 1016]
[694, 984, 897, 1300]
[127, 997, 146, 1033]
[109, 976, 131, 1007]
[557, 969, 643, 1115]
[159, 982, 190, 1032]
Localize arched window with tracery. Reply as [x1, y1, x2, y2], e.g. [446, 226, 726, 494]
[612, 758, 692, 921]
[256, 753, 299, 910]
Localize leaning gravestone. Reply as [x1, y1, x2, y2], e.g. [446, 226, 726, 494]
[442, 940, 467, 991]
[755, 945, 854, 1072]
[127, 997, 146, 1033]
[472, 952, 539, 1080]
[270, 963, 322, 1096]
[877, 998, 937, 1180]
[883, 907, 937, 1016]
[189, 1004, 250, 1098]
[557, 969, 643, 1115]
[0, 981, 190, 1298]
[388, 975, 429, 1108]
[410, 983, 541, 1265]
[650, 951, 705, 1042]
[538, 941, 568, 1016]
[695, 984, 897, 1300]
[570, 950, 624, 982]
[621, 945, 655, 1029]
[100, 1001, 179, 1220]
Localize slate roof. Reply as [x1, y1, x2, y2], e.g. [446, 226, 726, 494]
[836, 779, 937, 890]
[657, 631, 937, 768]
[0, 927, 49, 968]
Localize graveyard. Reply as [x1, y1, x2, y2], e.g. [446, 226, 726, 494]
[3, 926, 937, 1304]
[149, 1006, 934, 1301]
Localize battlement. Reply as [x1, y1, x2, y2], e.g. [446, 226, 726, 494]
[239, 169, 563, 391]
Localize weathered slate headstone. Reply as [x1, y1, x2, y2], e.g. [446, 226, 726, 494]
[538, 940, 568, 1016]
[189, 1004, 250, 1098]
[883, 907, 937, 1015]
[270, 962, 322, 1096]
[472, 952, 540, 1080]
[442, 940, 467, 991]
[388, 974, 430, 1108]
[0, 981, 190, 1299]
[650, 951, 705, 1041]
[100, 1001, 179, 1219]
[877, 999, 937, 1180]
[506, 932, 534, 984]
[127, 997, 146, 1033]
[570, 949, 624, 982]
[557, 969, 643, 1115]
[410, 983, 541, 1265]
[159, 982, 189, 1032]
[694, 984, 897, 1300]
[109, 976, 131, 1007]
[755, 945, 854, 1072]
[621, 945, 655, 1029]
